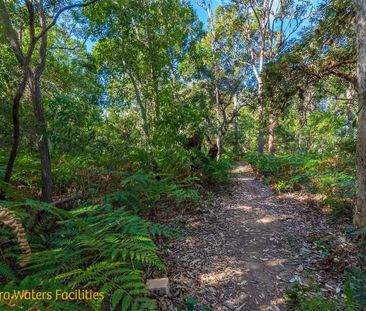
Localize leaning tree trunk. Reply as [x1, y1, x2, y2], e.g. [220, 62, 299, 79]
[4, 70, 28, 183]
[30, 73, 52, 202]
[128, 70, 155, 171]
[354, 0, 366, 229]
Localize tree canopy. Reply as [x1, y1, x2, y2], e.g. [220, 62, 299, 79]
[0, 0, 366, 310]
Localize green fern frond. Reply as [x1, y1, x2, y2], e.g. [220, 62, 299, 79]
[0, 261, 17, 281]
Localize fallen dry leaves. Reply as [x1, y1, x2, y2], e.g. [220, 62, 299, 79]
[147, 163, 361, 310]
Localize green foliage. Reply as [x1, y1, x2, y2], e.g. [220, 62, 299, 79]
[344, 229, 366, 311]
[0, 0, 361, 310]
[105, 171, 200, 211]
[201, 156, 232, 186]
[177, 297, 211, 311]
[285, 281, 338, 311]
[344, 268, 366, 311]
[0, 200, 179, 310]
[244, 152, 355, 216]
[299, 296, 338, 311]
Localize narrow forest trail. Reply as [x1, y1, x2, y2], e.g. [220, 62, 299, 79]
[158, 162, 339, 311]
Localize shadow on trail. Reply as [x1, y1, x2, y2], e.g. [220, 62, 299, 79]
[160, 163, 327, 311]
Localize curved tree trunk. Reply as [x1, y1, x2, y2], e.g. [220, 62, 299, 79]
[354, 0, 366, 229]
[4, 70, 28, 183]
[30, 74, 52, 202]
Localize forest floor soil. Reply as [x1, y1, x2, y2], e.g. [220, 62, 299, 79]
[152, 162, 357, 310]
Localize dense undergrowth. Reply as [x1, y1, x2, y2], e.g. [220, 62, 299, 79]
[244, 152, 355, 217]
[0, 149, 231, 310]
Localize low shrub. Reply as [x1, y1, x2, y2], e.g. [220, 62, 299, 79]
[244, 152, 355, 216]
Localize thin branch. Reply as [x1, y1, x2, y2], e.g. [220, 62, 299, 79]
[35, 0, 99, 41]
[25, 0, 36, 42]
[0, 0, 24, 64]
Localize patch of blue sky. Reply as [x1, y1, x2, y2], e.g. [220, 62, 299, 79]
[189, 0, 221, 27]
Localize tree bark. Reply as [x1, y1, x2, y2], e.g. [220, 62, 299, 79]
[30, 1, 51, 202]
[1, 0, 97, 201]
[30, 74, 52, 202]
[216, 128, 223, 160]
[233, 93, 240, 154]
[354, 0, 366, 229]
[346, 83, 354, 135]
[128, 70, 155, 169]
[268, 113, 276, 155]
[215, 83, 223, 159]
[4, 70, 28, 183]
[257, 79, 264, 155]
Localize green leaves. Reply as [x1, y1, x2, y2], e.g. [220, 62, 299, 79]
[0, 199, 177, 310]
[244, 151, 355, 216]
[0, 261, 17, 281]
[345, 267, 366, 311]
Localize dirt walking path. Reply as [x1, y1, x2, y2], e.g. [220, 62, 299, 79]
[157, 163, 345, 310]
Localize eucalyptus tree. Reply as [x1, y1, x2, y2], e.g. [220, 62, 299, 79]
[266, 0, 356, 149]
[194, 0, 223, 158]
[223, 0, 313, 155]
[87, 0, 201, 169]
[0, 0, 98, 202]
[189, 0, 248, 158]
[354, 0, 366, 228]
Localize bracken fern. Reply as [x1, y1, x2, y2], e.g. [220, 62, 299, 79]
[0, 200, 174, 310]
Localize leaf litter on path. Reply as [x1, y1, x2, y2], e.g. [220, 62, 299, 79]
[150, 163, 359, 310]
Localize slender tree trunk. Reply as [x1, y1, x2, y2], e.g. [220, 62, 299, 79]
[233, 93, 240, 154]
[215, 83, 223, 159]
[128, 70, 155, 169]
[268, 113, 276, 155]
[354, 0, 366, 229]
[257, 79, 264, 155]
[30, 74, 52, 202]
[145, 24, 160, 121]
[346, 83, 354, 135]
[216, 129, 223, 160]
[4, 70, 28, 182]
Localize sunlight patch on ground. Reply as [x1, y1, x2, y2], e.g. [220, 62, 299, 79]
[234, 205, 253, 211]
[256, 215, 289, 224]
[265, 258, 287, 267]
[199, 267, 245, 286]
[231, 164, 253, 174]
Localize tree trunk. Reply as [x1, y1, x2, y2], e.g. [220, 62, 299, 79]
[216, 129, 223, 160]
[4, 70, 28, 183]
[257, 80, 264, 155]
[354, 0, 366, 229]
[128, 70, 155, 169]
[268, 113, 276, 155]
[215, 83, 223, 159]
[346, 83, 354, 135]
[30, 74, 52, 202]
[233, 93, 240, 154]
